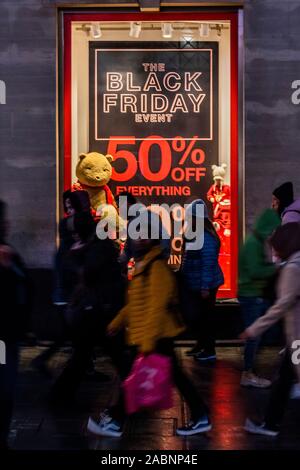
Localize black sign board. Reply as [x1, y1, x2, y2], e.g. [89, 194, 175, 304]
[89, 41, 219, 210]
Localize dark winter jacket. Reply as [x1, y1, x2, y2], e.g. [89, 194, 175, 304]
[0, 250, 31, 342]
[181, 231, 224, 291]
[67, 237, 126, 342]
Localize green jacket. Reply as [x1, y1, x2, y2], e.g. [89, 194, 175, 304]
[238, 209, 281, 297]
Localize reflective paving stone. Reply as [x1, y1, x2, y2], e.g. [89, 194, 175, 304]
[9, 346, 300, 450]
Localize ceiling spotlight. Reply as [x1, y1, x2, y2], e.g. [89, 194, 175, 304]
[162, 23, 173, 39]
[129, 22, 142, 38]
[199, 23, 210, 38]
[91, 23, 102, 39]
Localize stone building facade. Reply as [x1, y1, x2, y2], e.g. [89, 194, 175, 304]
[0, 0, 300, 269]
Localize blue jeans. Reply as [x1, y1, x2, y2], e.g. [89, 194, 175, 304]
[239, 297, 270, 372]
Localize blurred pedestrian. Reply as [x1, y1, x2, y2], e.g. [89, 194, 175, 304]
[238, 209, 280, 388]
[242, 223, 300, 436]
[88, 211, 211, 437]
[53, 189, 91, 305]
[0, 200, 31, 449]
[31, 190, 91, 376]
[181, 199, 224, 361]
[51, 211, 125, 402]
[272, 183, 300, 398]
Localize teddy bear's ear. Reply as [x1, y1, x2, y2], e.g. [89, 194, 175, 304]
[79, 153, 87, 161]
[106, 154, 114, 163]
[212, 165, 217, 170]
[221, 163, 227, 169]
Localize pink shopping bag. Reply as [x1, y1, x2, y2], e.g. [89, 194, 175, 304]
[123, 353, 173, 415]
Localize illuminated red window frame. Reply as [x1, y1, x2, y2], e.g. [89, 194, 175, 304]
[63, 11, 239, 299]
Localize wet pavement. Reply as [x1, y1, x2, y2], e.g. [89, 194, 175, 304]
[9, 346, 300, 450]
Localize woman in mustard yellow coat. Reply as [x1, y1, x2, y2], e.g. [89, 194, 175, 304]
[109, 243, 183, 354]
[88, 218, 211, 438]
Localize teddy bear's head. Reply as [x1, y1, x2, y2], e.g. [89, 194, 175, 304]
[212, 163, 227, 183]
[76, 152, 113, 187]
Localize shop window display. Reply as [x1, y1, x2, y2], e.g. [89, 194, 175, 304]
[63, 13, 238, 297]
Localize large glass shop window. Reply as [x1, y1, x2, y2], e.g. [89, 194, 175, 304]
[65, 15, 238, 298]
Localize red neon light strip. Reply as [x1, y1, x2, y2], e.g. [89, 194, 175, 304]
[63, 15, 72, 190]
[229, 13, 239, 299]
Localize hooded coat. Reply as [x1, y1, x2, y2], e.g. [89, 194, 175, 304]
[282, 199, 300, 224]
[238, 209, 281, 297]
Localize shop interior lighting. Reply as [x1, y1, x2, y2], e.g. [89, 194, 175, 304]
[129, 22, 142, 38]
[199, 23, 210, 38]
[91, 23, 102, 39]
[75, 22, 229, 37]
[161, 23, 173, 39]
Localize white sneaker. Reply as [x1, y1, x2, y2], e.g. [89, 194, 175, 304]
[290, 383, 300, 399]
[176, 416, 212, 436]
[244, 418, 279, 437]
[87, 411, 123, 438]
[240, 371, 271, 388]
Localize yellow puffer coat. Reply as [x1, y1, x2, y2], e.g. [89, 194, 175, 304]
[109, 245, 185, 353]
